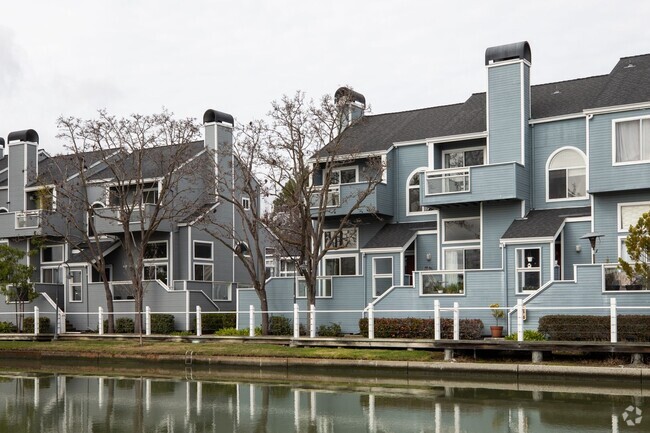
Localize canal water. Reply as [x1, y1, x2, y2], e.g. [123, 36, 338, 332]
[0, 362, 644, 432]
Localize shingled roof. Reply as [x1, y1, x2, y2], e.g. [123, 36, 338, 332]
[321, 53, 650, 155]
[363, 222, 436, 249]
[501, 207, 591, 240]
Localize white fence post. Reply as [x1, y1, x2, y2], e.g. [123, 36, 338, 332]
[367, 304, 374, 339]
[434, 300, 441, 340]
[610, 298, 617, 343]
[33, 307, 39, 335]
[309, 304, 316, 338]
[517, 299, 524, 342]
[249, 305, 255, 337]
[293, 304, 300, 338]
[59, 311, 66, 335]
[145, 306, 151, 336]
[98, 307, 104, 335]
[196, 306, 202, 337]
[453, 302, 459, 341]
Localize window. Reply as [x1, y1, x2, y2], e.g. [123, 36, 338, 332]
[516, 248, 541, 292]
[193, 241, 213, 281]
[194, 264, 213, 281]
[194, 241, 212, 260]
[144, 241, 167, 259]
[443, 218, 480, 243]
[143, 241, 168, 284]
[547, 148, 586, 200]
[619, 202, 650, 232]
[331, 167, 358, 185]
[0, 208, 7, 213]
[242, 196, 250, 210]
[142, 183, 159, 204]
[296, 279, 307, 298]
[320, 255, 357, 297]
[30, 187, 56, 211]
[69, 270, 82, 302]
[235, 242, 250, 256]
[373, 257, 393, 297]
[41, 245, 64, 263]
[41, 267, 61, 284]
[280, 260, 297, 277]
[143, 264, 168, 283]
[443, 248, 480, 270]
[614, 118, 650, 163]
[443, 148, 485, 168]
[323, 228, 358, 250]
[407, 171, 435, 214]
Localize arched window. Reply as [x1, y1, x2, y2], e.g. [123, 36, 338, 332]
[547, 148, 586, 200]
[235, 242, 250, 256]
[407, 170, 435, 214]
[0, 207, 8, 213]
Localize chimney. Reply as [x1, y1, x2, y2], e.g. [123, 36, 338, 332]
[7, 129, 39, 212]
[335, 87, 366, 131]
[485, 41, 531, 166]
[0, 137, 4, 159]
[203, 109, 234, 201]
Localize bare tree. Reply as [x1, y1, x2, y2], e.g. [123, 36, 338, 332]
[55, 110, 205, 334]
[255, 90, 385, 334]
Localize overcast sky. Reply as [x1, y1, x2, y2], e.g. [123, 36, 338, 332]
[1, 0, 649, 153]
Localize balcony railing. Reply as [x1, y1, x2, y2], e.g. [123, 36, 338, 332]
[425, 168, 470, 195]
[15, 210, 41, 229]
[603, 266, 649, 291]
[418, 270, 465, 295]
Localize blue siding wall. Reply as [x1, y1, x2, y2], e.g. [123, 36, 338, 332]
[416, 233, 437, 271]
[482, 201, 521, 269]
[488, 62, 523, 164]
[562, 220, 591, 280]
[394, 144, 434, 222]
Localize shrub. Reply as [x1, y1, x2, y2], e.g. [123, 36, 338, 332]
[202, 313, 237, 333]
[0, 321, 17, 333]
[359, 317, 483, 340]
[23, 317, 50, 334]
[317, 322, 342, 337]
[268, 316, 292, 336]
[115, 317, 135, 334]
[539, 315, 650, 342]
[215, 326, 262, 336]
[504, 330, 547, 341]
[150, 314, 175, 334]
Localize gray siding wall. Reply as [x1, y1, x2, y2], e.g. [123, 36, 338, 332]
[482, 201, 521, 269]
[0, 293, 58, 332]
[562, 220, 592, 280]
[364, 252, 401, 299]
[488, 62, 523, 165]
[589, 108, 650, 193]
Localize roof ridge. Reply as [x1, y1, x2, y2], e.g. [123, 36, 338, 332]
[532, 74, 609, 88]
[619, 52, 650, 60]
[365, 102, 464, 118]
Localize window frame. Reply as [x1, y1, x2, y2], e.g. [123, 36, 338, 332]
[372, 256, 394, 298]
[143, 240, 168, 284]
[617, 201, 650, 232]
[406, 168, 437, 216]
[323, 227, 358, 251]
[69, 269, 83, 303]
[441, 146, 486, 169]
[441, 217, 481, 244]
[193, 263, 214, 282]
[545, 147, 588, 202]
[41, 245, 64, 264]
[442, 247, 481, 270]
[612, 116, 650, 166]
[330, 166, 359, 185]
[241, 196, 251, 211]
[515, 247, 542, 294]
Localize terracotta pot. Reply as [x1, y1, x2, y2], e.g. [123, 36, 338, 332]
[490, 325, 503, 338]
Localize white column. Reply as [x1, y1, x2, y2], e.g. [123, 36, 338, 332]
[197, 381, 202, 416]
[367, 304, 374, 339]
[453, 302, 459, 341]
[309, 304, 316, 338]
[610, 298, 617, 343]
[249, 305, 255, 337]
[145, 306, 151, 336]
[369, 394, 376, 433]
[294, 390, 300, 431]
[435, 403, 441, 433]
[59, 311, 66, 335]
[293, 304, 300, 338]
[517, 300, 524, 342]
[98, 377, 104, 409]
[196, 306, 202, 337]
[98, 307, 104, 335]
[454, 403, 460, 433]
[434, 300, 441, 340]
[145, 378, 151, 412]
[34, 377, 40, 408]
[33, 307, 39, 335]
[310, 391, 316, 422]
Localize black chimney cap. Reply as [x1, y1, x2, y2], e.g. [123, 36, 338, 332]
[335, 87, 366, 107]
[203, 109, 234, 126]
[7, 129, 39, 144]
[485, 41, 531, 65]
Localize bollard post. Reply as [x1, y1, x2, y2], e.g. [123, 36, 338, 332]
[367, 304, 374, 339]
[453, 302, 459, 341]
[249, 305, 255, 337]
[33, 307, 40, 335]
[293, 304, 300, 338]
[434, 300, 441, 340]
[517, 300, 524, 342]
[98, 307, 104, 335]
[145, 306, 151, 336]
[610, 298, 617, 343]
[309, 304, 316, 338]
[196, 306, 202, 337]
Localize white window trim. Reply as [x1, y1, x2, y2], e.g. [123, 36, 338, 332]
[617, 201, 650, 232]
[323, 227, 359, 251]
[193, 240, 213, 260]
[515, 247, 542, 294]
[372, 256, 393, 298]
[144, 240, 168, 261]
[545, 146, 588, 202]
[441, 246, 481, 270]
[41, 266, 62, 284]
[331, 165, 359, 185]
[90, 264, 113, 283]
[322, 253, 359, 276]
[441, 146, 486, 169]
[441, 217, 481, 244]
[405, 167, 437, 216]
[0, 207, 8, 213]
[612, 115, 650, 166]
[193, 263, 214, 282]
[41, 244, 64, 264]
[241, 196, 250, 210]
[69, 269, 83, 303]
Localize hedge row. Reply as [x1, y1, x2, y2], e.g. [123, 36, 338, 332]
[201, 313, 236, 333]
[538, 315, 650, 342]
[0, 318, 50, 333]
[359, 317, 484, 340]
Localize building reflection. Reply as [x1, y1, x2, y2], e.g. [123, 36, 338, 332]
[0, 373, 642, 432]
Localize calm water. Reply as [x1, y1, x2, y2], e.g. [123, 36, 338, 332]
[0, 367, 645, 432]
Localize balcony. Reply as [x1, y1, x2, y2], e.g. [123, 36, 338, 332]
[421, 162, 528, 207]
[93, 204, 173, 234]
[311, 182, 393, 217]
[0, 210, 43, 238]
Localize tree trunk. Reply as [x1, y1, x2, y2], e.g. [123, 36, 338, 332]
[258, 286, 269, 335]
[103, 280, 115, 333]
[134, 287, 143, 336]
[307, 276, 317, 336]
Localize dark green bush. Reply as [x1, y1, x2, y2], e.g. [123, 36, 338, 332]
[202, 313, 237, 333]
[359, 317, 484, 340]
[151, 314, 175, 334]
[23, 317, 50, 333]
[115, 317, 135, 334]
[317, 322, 342, 337]
[539, 315, 650, 342]
[268, 316, 292, 336]
[0, 321, 17, 333]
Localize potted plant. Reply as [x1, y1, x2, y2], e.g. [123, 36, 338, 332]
[489, 303, 505, 338]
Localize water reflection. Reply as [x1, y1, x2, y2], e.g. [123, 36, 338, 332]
[0, 373, 643, 432]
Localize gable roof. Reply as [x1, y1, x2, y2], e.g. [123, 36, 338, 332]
[501, 206, 591, 240]
[363, 222, 436, 249]
[31, 149, 114, 186]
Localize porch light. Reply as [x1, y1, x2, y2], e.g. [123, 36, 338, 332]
[580, 232, 604, 264]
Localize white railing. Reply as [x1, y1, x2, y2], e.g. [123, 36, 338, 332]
[15, 210, 41, 229]
[425, 167, 470, 195]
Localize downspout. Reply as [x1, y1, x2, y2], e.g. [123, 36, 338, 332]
[502, 242, 509, 334]
[530, 124, 534, 211]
